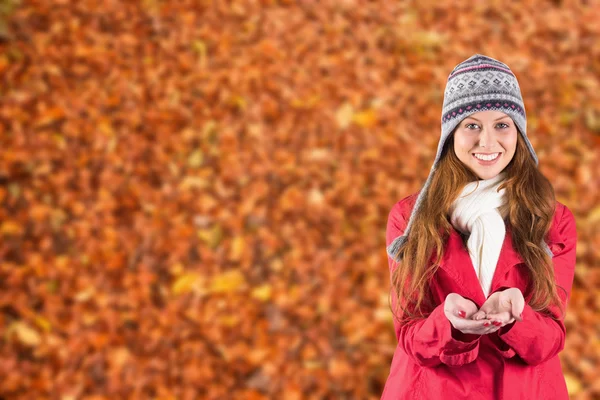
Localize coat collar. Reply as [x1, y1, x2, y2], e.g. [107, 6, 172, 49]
[438, 225, 515, 305]
[437, 222, 562, 306]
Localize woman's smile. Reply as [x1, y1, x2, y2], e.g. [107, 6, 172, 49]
[472, 152, 502, 165]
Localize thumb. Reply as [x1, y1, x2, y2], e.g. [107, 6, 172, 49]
[511, 294, 524, 322]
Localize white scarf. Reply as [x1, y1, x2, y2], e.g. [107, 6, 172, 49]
[449, 172, 507, 297]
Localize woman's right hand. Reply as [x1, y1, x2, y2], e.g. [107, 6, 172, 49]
[444, 293, 500, 335]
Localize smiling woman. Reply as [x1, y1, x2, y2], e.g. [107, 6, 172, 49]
[381, 54, 577, 400]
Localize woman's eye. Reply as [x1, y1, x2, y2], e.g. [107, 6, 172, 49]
[465, 123, 479, 130]
[497, 123, 509, 129]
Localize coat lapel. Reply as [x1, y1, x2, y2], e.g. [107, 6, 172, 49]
[438, 224, 525, 305]
[438, 221, 564, 304]
[488, 223, 525, 293]
[438, 228, 487, 305]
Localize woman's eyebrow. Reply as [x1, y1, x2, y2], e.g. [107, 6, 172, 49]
[465, 116, 511, 122]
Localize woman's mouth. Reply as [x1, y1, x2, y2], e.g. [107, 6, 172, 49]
[472, 152, 501, 165]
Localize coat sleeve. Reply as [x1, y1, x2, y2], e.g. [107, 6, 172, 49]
[492, 205, 577, 366]
[386, 200, 482, 368]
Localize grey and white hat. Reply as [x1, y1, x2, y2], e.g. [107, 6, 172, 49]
[386, 54, 550, 260]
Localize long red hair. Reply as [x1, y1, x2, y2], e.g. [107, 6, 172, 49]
[390, 130, 565, 323]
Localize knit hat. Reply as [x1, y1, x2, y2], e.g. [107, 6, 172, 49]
[386, 54, 553, 260]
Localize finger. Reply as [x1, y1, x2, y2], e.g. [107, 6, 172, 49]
[479, 320, 499, 333]
[455, 300, 478, 318]
[467, 323, 500, 335]
[490, 320, 506, 328]
[485, 312, 512, 324]
[471, 310, 486, 321]
[512, 298, 524, 322]
[451, 318, 491, 333]
[444, 298, 476, 319]
[446, 308, 468, 319]
[480, 325, 496, 335]
[489, 317, 515, 329]
[513, 314, 523, 322]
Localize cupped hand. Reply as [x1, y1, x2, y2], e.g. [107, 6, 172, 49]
[443, 293, 501, 335]
[471, 288, 525, 327]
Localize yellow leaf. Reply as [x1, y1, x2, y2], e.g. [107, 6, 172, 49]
[361, 148, 380, 161]
[230, 236, 245, 261]
[50, 208, 68, 230]
[98, 119, 114, 137]
[335, 102, 354, 129]
[1, 221, 22, 235]
[307, 188, 324, 207]
[588, 205, 600, 223]
[74, 287, 96, 302]
[564, 374, 581, 395]
[210, 270, 246, 293]
[82, 312, 98, 326]
[191, 39, 207, 68]
[197, 224, 223, 249]
[56, 256, 69, 270]
[288, 285, 300, 301]
[11, 321, 41, 347]
[34, 315, 52, 332]
[202, 120, 218, 142]
[8, 183, 20, 199]
[352, 109, 377, 127]
[305, 148, 330, 162]
[0, 55, 9, 74]
[172, 272, 201, 295]
[248, 348, 269, 364]
[230, 94, 247, 110]
[291, 94, 321, 109]
[269, 258, 283, 272]
[141, 202, 156, 214]
[106, 136, 118, 153]
[374, 308, 392, 323]
[412, 31, 447, 49]
[108, 346, 131, 368]
[251, 284, 272, 301]
[52, 133, 67, 149]
[187, 150, 204, 168]
[179, 176, 209, 191]
[303, 360, 323, 370]
[220, 315, 240, 327]
[169, 262, 185, 276]
[80, 254, 90, 266]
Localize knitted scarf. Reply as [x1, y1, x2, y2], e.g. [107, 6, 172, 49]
[449, 172, 507, 297]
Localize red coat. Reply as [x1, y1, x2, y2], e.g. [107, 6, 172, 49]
[381, 192, 577, 400]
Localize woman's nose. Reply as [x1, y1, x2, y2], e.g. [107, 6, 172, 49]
[479, 129, 493, 148]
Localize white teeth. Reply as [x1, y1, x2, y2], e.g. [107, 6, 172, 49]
[474, 153, 500, 161]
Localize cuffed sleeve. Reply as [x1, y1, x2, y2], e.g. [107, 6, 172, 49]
[395, 302, 481, 367]
[492, 205, 577, 365]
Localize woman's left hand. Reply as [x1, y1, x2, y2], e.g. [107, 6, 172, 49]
[471, 288, 525, 327]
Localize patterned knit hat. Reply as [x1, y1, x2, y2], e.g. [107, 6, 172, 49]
[387, 54, 552, 260]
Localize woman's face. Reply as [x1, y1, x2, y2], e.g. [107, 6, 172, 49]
[453, 110, 518, 180]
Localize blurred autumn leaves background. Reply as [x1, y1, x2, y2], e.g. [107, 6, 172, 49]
[0, 0, 599, 399]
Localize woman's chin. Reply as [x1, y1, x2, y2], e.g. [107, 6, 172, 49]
[472, 167, 503, 180]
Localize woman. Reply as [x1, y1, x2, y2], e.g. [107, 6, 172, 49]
[381, 54, 577, 399]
